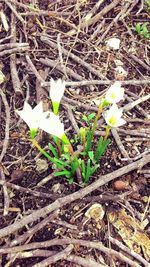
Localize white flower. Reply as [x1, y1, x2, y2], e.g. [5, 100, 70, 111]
[39, 112, 65, 139]
[104, 104, 126, 128]
[50, 78, 65, 104]
[105, 81, 124, 104]
[16, 102, 45, 130]
[105, 37, 120, 50]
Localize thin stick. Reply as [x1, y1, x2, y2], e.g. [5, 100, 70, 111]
[0, 89, 10, 162]
[26, 55, 45, 84]
[0, 169, 10, 216]
[111, 129, 131, 161]
[40, 35, 106, 80]
[67, 254, 106, 267]
[4, 0, 26, 24]
[109, 236, 149, 266]
[123, 94, 150, 114]
[66, 105, 80, 135]
[33, 244, 74, 267]
[10, 11, 22, 94]
[42, 79, 150, 88]
[0, 238, 141, 267]
[39, 58, 84, 81]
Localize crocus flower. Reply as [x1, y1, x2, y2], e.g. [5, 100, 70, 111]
[50, 78, 65, 114]
[105, 37, 120, 50]
[39, 112, 69, 144]
[16, 102, 46, 139]
[105, 81, 124, 104]
[104, 104, 126, 128]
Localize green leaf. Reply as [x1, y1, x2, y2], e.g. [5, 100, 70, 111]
[82, 115, 88, 123]
[54, 170, 71, 177]
[135, 23, 141, 33]
[84, 159, 91, 183]
[54, 158, 70, 168]
[95, 137, 111, 161]
[70, 161, 79, 175]
[80, 151, 87, 156]
[67, 177, 74, 184]
[52, 136, 58, 145]
[48, 143, 58, 158]
[100, 138, 111, 157]
[81, 160, 85, 179]
[95, 136, 103, 161]
[142, 24, 148, 32]
[87, 112, 96, 121]
[85, 129, 92, 152]
[88, 150, 96, 164]
[90, 164, 99, 175]
[61, 153, 70, 161]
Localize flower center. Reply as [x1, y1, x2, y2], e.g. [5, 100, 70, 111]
[111, 92, 117, 99]
[109, 116, 117, 126]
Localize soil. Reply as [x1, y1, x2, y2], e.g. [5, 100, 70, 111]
[0, 1, 150, 267]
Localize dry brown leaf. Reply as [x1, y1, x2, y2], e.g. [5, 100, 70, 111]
[108, 209, 150, 260]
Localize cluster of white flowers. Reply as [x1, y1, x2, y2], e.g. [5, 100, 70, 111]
[104, 81, 126, 127]
[16, 79, 66, 141]
[16, 79, 126, 141]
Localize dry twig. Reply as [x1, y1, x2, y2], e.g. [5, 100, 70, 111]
[42, 79, 150, 88]
[111, 129, 131, 161]
[109, 236, 149, 266]
[33, 244, 74, 267]
[10, 12, 22, 94]
[0, 238, 141, 267]
[4, 0, 26, 24]
[0, 89, 10, 162]
[40, 35, 106, 80]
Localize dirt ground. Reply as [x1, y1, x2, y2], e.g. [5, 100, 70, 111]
[0, 0, 150, 266]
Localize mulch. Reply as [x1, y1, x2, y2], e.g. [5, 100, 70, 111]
[0, 1, 150, 266]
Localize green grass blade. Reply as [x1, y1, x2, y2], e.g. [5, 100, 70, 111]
[48, 143, 58, 158]
[85, 129, 92, 152]
[81, 160, 85, 179]
[54, 170, 71, 177]
[54, 158, 70, 168]
[95, 136, 103, 161]
[84, 159, 91, 183]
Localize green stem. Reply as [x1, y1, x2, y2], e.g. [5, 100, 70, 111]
[66, 143, 82, 184]
[91, 104, 103, 141]
[55, 137, 62, 156]
[104, 126, 110, 142]
[31, 139, 56, 164]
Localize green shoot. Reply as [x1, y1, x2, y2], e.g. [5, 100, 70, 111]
[82, 112, 96, 125]
[95, 137, 111, 162]
[81, 159, 99, 184]
[145, 0, 150, 10]
[135, 22, 150, 39]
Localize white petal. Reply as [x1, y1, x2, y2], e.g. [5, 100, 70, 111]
[116, 118, 126, 127]
[39, 112, 65, 138]
[23, 102, 32, 113]
[50, 78, 65, 103]
[16, 102, 45, 130]
[104, 104, 125, 128]
[33, 101, 43, 114]
[105, 81, 124, 104]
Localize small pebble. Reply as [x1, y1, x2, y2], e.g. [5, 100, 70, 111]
[113, 180, 127, 190]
